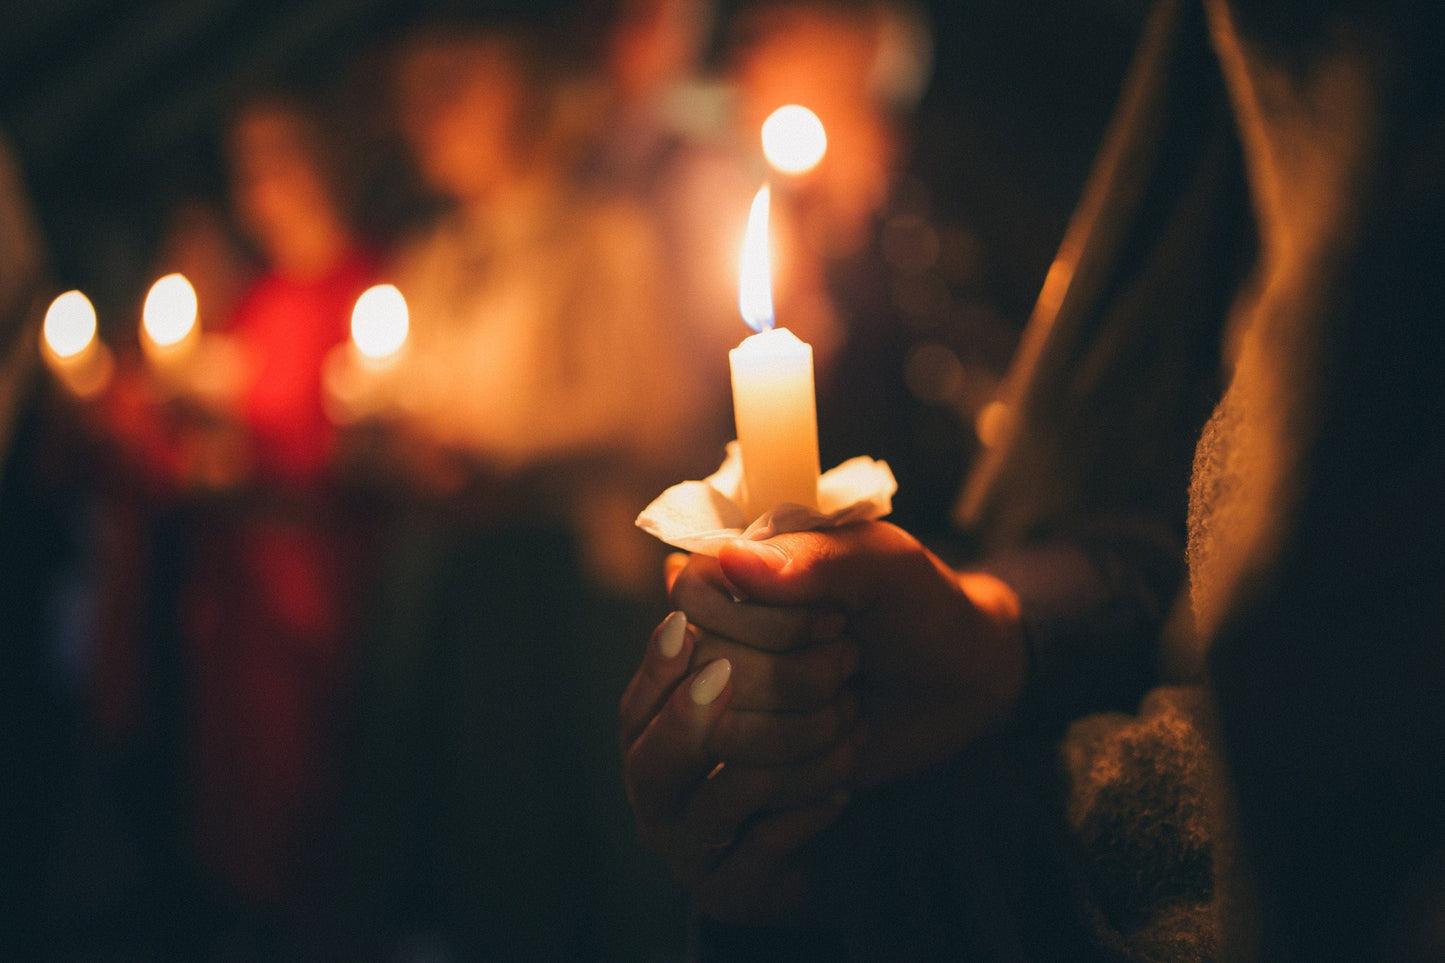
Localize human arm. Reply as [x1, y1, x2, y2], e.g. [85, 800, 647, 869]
[620, 521, 1030, 922]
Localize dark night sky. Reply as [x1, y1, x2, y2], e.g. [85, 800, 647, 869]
[0, 0, 1147, 318]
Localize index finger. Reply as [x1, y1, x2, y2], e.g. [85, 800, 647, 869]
[672, 555, 843, 653]
[619, 611, 694, 752]
[625, 658, 734, 821]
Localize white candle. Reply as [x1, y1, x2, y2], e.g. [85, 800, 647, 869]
[41, 290, 113, 398]
[730, 185, 819, 519]
[140, 272, 200, 379]
[322, 284, 409, 424]
[350, 283, 410, 363]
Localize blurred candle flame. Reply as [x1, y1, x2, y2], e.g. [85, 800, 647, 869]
[761, 105, 827, 175]
[43, 290, 97, 359]
[142, 273, 199, 347]
[739, 186, 774, 333]
[351, 284, 409, 361]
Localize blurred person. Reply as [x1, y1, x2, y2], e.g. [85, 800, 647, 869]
[161, 92, 379, 956]
[559, 0, 749, 463]
[390, 21, 694, 594]
[221, 96, 379, 486]
[345, 22, 703, 958]
[154, 199, 253, 341]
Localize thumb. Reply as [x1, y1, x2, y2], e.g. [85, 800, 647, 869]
[716, 522, 909, 611]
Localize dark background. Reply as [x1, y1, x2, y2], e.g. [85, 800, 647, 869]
[1, 0, 1148, 321]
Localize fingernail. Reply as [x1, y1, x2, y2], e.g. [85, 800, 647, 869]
[658, 611, 687, 659]
[690, 658, 732, 706]
[731, 539, 789, 572]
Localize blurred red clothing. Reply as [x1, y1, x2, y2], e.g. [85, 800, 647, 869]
[231, 252, 376, 487]
[187, 251, 376, 910]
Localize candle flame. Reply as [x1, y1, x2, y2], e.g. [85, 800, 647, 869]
[761, 105, 827, 175]
[351, 284, 409, 360]
[739, 186, 774, 333]
[142, 273, 199, 347]
[43, 290, 98, 359]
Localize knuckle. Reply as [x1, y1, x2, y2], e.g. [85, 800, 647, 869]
[690, 631, 729, 667]
[670, 566, 706, 612]
[674, 558, 729, 612]
[784, 658, 831, 708]
[774, 610, 814, 650]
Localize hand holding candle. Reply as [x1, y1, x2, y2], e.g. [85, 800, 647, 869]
[731, 185, 820, 520]
[636, 180, 894, 554]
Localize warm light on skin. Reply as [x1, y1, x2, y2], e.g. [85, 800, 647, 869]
[142, 273, 199, 347]
[351, 284, 409, 360]
[43, 291, 98, 359]
[761, 104, 827, 175]
[739, 186, 775, 331]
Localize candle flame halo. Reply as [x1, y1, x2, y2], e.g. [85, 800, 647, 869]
[739, 186, 775, 333]
[761, 105, 827, 175]
[142, 273, 199, 347]
[43, 290, 98, 359]
[351, 284, 409, 360]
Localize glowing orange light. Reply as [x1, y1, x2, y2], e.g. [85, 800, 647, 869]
[738, 186, 774, 332]
[142, 273, 199, 348]
[761, 105, 827, 175]
[43, 291, 97, 359]
[351, 284, 409, 361]
[42, 290, 112, 398]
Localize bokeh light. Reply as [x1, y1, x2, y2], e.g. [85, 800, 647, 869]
[43, 290, 98, 359]
[142, 273, 199, 347]
[761, 104, 827, 175]
[351, 284, 409, 360]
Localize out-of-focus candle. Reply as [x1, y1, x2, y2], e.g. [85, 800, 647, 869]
[761, 105, 827, 175]
[41, 290, 113, 398]
[322, 284, 409, 424]
[141, 272, 200, 374]
[351, 283, 409, 363]
[730, 185, 819, 519]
